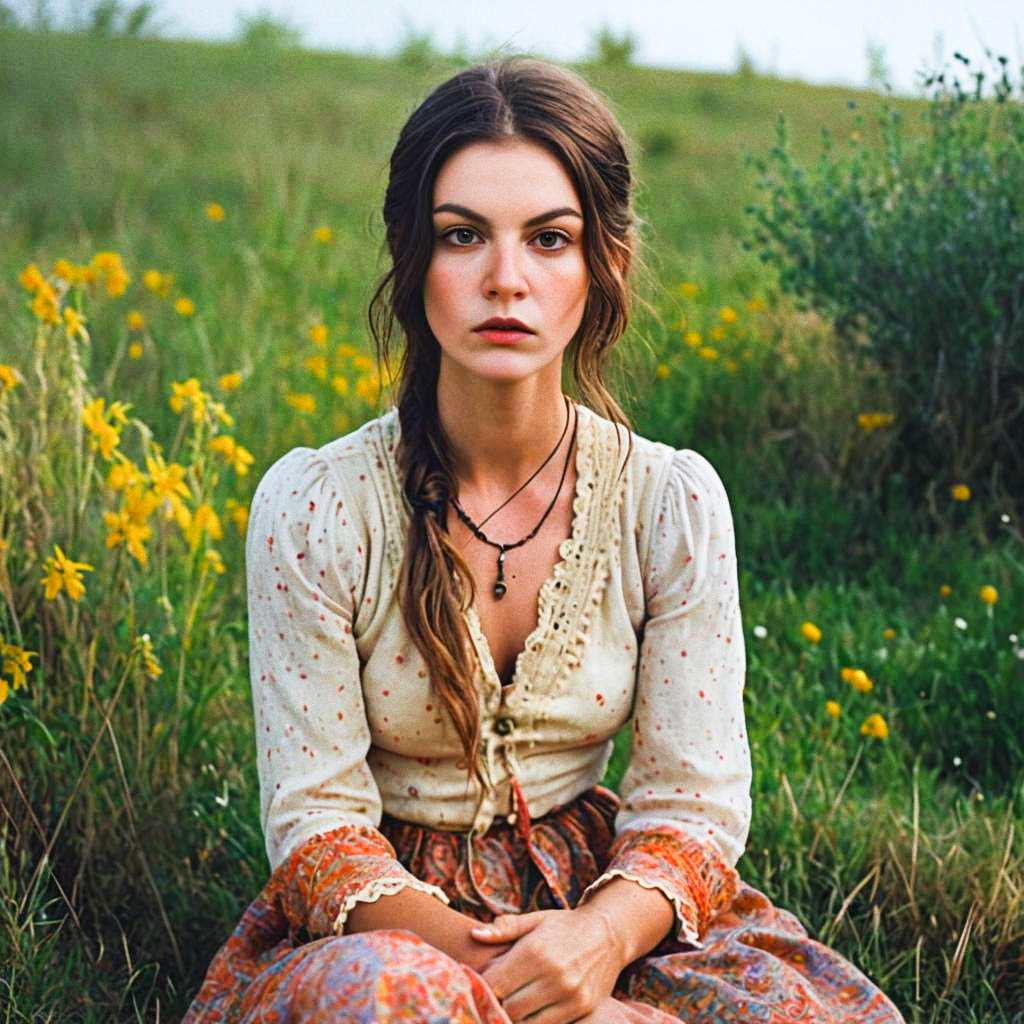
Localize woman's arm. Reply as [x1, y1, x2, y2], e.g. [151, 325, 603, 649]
[580, 448, 750, 945]
[346, 888, 513, 973]
[247, 447, 451, 932]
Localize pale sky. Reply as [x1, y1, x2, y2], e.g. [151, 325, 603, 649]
[42, 0, 1024, 94]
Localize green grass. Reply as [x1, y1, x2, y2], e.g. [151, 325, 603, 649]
[0, 27, 1021, 1023]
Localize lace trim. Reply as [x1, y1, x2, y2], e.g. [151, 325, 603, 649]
[332, 874, 450, 934]
[516, 407, 629, 701]
[579, 868, 702, 948]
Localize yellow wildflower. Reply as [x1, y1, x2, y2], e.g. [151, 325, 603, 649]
[825, 700, 841, 719]
[107, 460, 145, 492]
[679, 281, 699, 298]
[285, 393, 316, 415]
[186, 502, 223, 551]
[128, 342, 144, 360]
[979, 585, 998, 606]
[848, 669, 874, 695]
[655, 364, 671, 380]
[698, 346, 719, 362]
[309, 323, 328, 348]
[336, 342, 357, 359]
[205, 201, 225, 222]
[53, 258, 76, 282]
[127, 310, 146, 331]
[356, 374, 381, 401]
[352, 354, 375, 372]
[313, 225, 333, 243]
[204, 548, 226, 574]
[1, 644, 35, 693]
[92, 251, 129, 297]
[31, 289, 59, 325]
[143, 269, 164, 293]
[146, 454, 191, 522]
[92, 251, 121, 273]
[800, 621, 822, 645]
[209, 435, 254, 475]
[0, 365, 20, 393]
[951, 483, 971, 502]
[304, 354, 328, 382]
[939, 584, 952, 599]
[882, 628, 897, 640]
[82, 397, 126, 459]
[724, 359, 738, 374]
[209, 400, 234, 428]
[683, 330, 701, 349]
[41, 545, 94, 602]
[169, 378, 208, 422]
[709, 326, 726, 343]
[63, 306, 88, 342]
[225, 498, 249, 536]
[860, 713, 889, 740]
[857, 412, 895, 431]
[104, 493, 156, 566]
[175, 297, 196, 317]
[218, 371, 242, 392]
[138, 634, 161, 680]
[719, 306, 738, 324]
[18, 263, 47, 294]
[746, 297, 765, 312]
[331, 375, 350, 397]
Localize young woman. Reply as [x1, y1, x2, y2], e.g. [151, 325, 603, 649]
[186, 59, 904, 1023]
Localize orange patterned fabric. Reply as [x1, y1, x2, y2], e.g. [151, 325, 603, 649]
[185, 788, 906, 1023]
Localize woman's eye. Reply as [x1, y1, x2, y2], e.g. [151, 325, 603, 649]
[445, 227, 478, 246]
[534, 230, 569, 250]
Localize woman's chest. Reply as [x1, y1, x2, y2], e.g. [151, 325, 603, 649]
[451, 482, 576, 686]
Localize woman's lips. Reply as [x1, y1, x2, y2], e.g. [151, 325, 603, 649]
[475, 328, 532, 343]
[473, 318, 535, 344]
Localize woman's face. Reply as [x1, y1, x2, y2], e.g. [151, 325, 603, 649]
[423, 139, 589, 391]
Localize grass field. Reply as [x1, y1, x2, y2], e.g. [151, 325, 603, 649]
[0, 27, 1021, 1022]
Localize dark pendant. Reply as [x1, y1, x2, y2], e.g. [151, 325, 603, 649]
[493, 548, 507, 600]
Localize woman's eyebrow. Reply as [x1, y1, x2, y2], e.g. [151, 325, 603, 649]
[432, 203, 583, 228]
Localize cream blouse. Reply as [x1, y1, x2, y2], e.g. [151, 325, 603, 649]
[247, 404, 751, 940]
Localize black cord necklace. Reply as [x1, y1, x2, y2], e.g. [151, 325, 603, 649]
[474, 395, 571, 530]
[450, 404, 577, 601]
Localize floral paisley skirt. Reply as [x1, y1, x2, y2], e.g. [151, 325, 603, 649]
[184, 786, 905, 1023]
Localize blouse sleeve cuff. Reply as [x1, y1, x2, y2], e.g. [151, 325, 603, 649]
[578, 825, 738, 947]
[275, 825, 449, 938]
[333, 875, 450, 935]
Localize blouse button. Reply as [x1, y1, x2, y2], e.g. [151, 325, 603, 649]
[494, 716, 515, 736]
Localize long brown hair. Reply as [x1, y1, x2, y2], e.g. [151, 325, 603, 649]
[369, 58, 637, 778]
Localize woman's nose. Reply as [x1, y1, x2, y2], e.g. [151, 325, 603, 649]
[484, 241, 528, 299]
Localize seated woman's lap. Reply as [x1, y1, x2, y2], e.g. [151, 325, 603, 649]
[237, 928, 508, 1024]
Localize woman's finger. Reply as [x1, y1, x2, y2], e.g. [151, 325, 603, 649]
[471, 911, 543, 944]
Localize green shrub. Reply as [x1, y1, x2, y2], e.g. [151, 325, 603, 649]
[588, 26, 636, 68]
[747, 55, 1024, 503]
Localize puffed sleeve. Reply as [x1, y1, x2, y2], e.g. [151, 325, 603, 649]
[247, 446, 449, 932]
[579, 449, 751, 946]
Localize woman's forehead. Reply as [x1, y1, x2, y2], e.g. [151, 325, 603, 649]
[432, 140, 582, 220]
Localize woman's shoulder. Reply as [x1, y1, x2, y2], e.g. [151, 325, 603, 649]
[578, 404, 728, 510]
[254, 408, 400, 503]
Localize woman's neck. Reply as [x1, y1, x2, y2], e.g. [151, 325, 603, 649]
[436, 369, 570, 501]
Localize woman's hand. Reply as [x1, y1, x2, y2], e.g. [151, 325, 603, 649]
[472, 905, 627, 1024]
